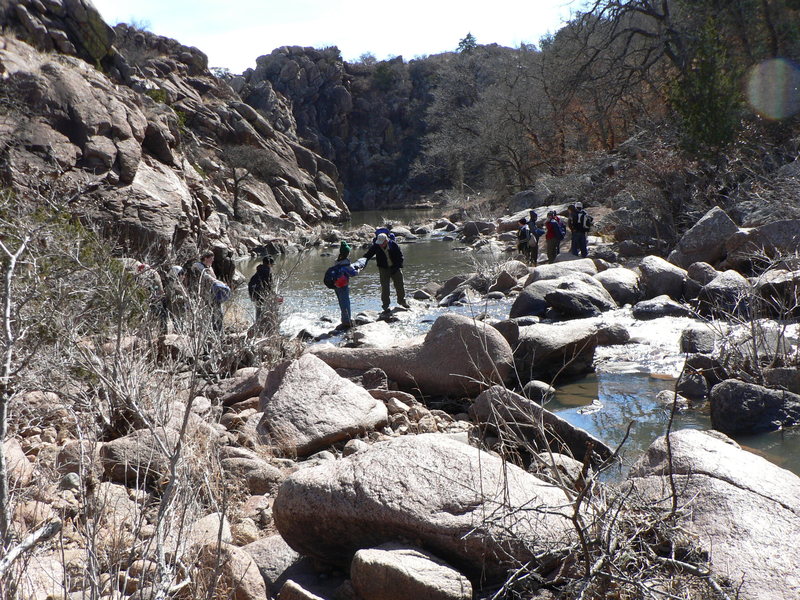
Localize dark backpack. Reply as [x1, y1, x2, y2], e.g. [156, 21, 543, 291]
[556, 218, 566, 240]
[323, 265, 342, 289]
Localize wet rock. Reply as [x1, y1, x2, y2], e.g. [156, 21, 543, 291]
[667, 207, 739, 268]
[655, 389, 690, 411]
[469, 386, 612, 463]
[351, 543, 472, 600]
[638, 256, 687, 300]
[676, 369, 708, 400]
[257, 354, 388, 457]
[594, 267, 641, 305]
[273, 433, 576, 580]
[312, 314, 513, 397]
[629, 429, 800, 600]
[521, 380, 556, 403]
[710, 379, 800, 435]
[685, 354, 728, 388]
[631, 295, 693, 320]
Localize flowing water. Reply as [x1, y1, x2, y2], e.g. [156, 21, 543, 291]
[237, 209, 800, 477]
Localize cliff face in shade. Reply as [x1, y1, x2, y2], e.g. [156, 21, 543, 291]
[239, 47, 446, 210]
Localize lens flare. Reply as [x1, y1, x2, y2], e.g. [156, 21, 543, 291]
[746, 58, 800, 120]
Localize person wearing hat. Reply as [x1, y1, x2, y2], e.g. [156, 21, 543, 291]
[330, 241, 366, 330]
[572, 201, 590, 258]
[363, 232, 408, 313]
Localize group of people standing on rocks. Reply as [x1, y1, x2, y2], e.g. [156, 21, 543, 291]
[325, 228, 409, 330]
[517, 202, 592, 265]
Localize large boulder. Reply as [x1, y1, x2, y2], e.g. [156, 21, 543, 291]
[515, 318, 629, 382]
[99, 427, 179, 485]
[629, 429, 800, 600]
[510, 272, 605, 318]
[593, 267, 642, 306]
[667, 207, 739, 268]
[524, 258, 598, 284]
[631, 295, 693, 320]
[469, 386, 612, 463]
[697, 270, 752, 316]
[257, 354, 388, 457]
[312, 314, 513, 397]
[544, 278, 617, 319]
[721, 219, 800, 271]
[710, 379, 800, 435]
[273, 433, 577, 580]
[350, 543, 472, 600]
[637, 256, 687, 300]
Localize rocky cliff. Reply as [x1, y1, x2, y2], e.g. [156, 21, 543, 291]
[0, 0, 348, 264]
[239, 47, 443, 210]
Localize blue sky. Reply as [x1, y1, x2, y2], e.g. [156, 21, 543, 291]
[92, 0, 580, 73]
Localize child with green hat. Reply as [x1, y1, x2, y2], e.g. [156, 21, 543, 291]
[328, 240, 366, 330]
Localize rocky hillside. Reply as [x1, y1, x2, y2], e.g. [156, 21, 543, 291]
[1, 0, 348, 268]
[238, 47, 444, 210]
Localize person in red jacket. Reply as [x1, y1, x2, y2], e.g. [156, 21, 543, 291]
[544, 210, 565, 264]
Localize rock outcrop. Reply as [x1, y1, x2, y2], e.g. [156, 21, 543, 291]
[1, 4, 348, 261]
[311, 313, 514, 396]
[667, 206, 739, 268]
[629, 429, 800, 600]
[273, 433, 577, 579]
[257, 354, 388, 457]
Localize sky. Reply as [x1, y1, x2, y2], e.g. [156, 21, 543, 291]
[91, 0, 582, 73]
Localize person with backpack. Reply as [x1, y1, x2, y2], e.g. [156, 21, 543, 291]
[248, 256, 280, 331]
[363, 232, 408, 314]
[191, 250, 230, 333]
[571, 201, 591, 258]
[325, 241, 365, 330]
[545, 210, 565, 264]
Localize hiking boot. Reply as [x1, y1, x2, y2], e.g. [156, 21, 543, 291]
[398, 301, 410, 309]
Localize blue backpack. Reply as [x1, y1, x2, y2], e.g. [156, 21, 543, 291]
[323, 265, 342, 289]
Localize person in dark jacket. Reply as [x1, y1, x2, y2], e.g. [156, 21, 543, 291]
[248, 256, 275, 328]
[363, 232, 408, 313]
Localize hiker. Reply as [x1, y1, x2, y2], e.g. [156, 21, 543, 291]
[164, 265, 189, 331]
[517, 218, 535, 265]
[567, 204, 579, 256]
[248, 256, 276, 330]
[544, 210, 565, 264]
[572, 201, 590, 258]
[192, 250, 230, 332]
[363, 232, 408, 313]
[327, 241, 365, 330]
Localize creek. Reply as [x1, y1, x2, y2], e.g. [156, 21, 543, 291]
[238, 209, 800, 478]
